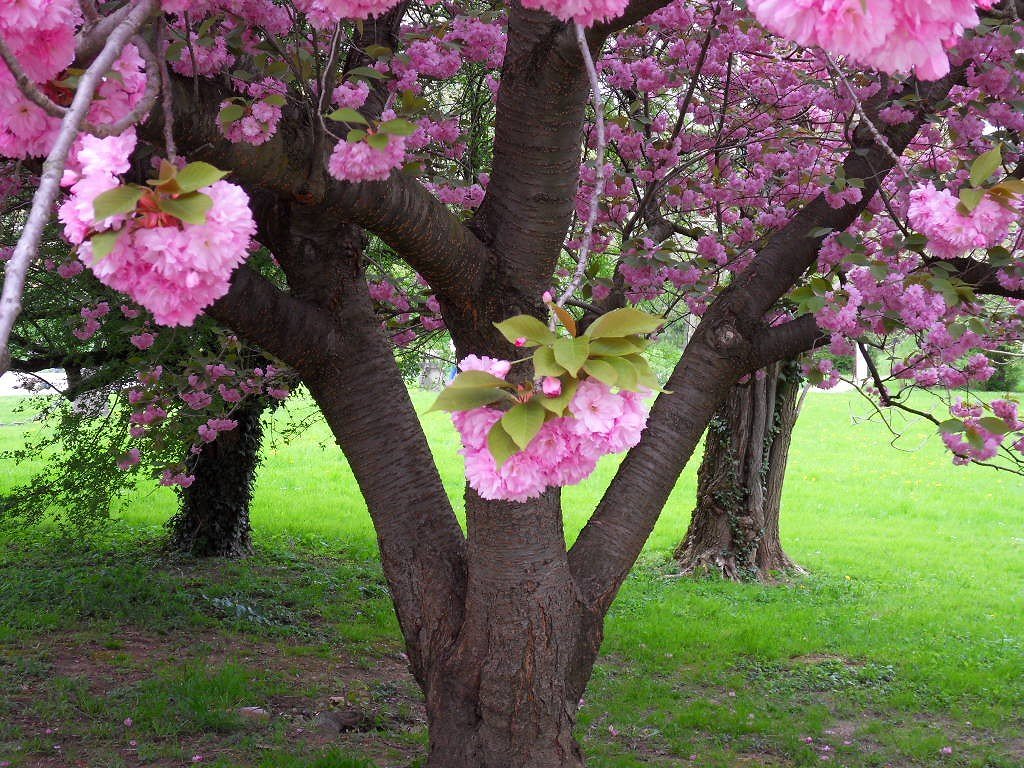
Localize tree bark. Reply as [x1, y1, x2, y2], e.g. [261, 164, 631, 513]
[424, 490, 589, 768]
[674, 360, 803, 581]
[166, 398, 264, 558]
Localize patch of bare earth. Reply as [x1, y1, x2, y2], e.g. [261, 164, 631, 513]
[0, 628, 425, 768]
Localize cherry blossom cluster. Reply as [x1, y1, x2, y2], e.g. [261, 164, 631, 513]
[907, 183, 1018, 260]
[748, 0, 996, 80]
[0, 26, 148, 160]
[327, 129, 407, 183]
[217, 78, 286, 146]
[941, 398, 1024, 465]
[57, 131, 257, 326]
[121, 342, 292, 487]
[367, 278, 446, 345]
[452, 357, 649, 502]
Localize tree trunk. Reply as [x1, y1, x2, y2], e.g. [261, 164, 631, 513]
[166, 398, 264, 558]
[423, 490, 588, 768]
[675, 360, 804, 581]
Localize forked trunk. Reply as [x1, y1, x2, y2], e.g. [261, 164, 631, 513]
[675, 360, 803, 581]
[166, 398, 264, 558]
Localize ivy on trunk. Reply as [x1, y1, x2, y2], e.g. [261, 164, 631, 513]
[166, 397, 264, 558]
[675, 359, 805, 581]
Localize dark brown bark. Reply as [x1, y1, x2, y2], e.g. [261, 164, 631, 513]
[166, 397, 263, 558]
[425, 490, 589, 768]
[674, 361, 803, 581]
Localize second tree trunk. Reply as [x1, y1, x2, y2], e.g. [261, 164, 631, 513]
[675, 360, 803, 581]
[166, 398, 265, 558]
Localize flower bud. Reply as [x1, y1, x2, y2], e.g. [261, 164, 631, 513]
[542, 377, 562, 397]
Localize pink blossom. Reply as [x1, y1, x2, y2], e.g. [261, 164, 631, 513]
[294, 0, 403, 25]
[327, 133, 407, 183]
[116, 449, 141, 470]
[219, 384, 243, 403]
[181, 391, 213, 410]
[749, 0, 991, 80]
[130, 333, 155, 350]
[542, 377, 562, 397]
[520, 0, 629, 27]
[161, 471, 195, 488]
[570, 378, 624, 433]
[458, 355, 512, 380]
[332, 81, 370, 109]
[452, 407, 504, 451]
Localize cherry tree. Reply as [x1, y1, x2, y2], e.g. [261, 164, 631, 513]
[1, 0, 1023, 765]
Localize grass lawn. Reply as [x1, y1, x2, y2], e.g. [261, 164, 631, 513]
[0, 389, 1022, 767]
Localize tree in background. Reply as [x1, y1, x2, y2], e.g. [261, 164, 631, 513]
[1, 0, 1024, 765]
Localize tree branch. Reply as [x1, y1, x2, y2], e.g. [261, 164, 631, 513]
[160, 73, 493, 310]
[204, 264, 341, 373]
[749, 314, 829, 370]
[468, 6, 592, 289]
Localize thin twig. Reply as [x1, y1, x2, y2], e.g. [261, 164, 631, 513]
[154, 22, 178, 162]
[824, 52, 908, 180]
[555, 24, 606, 314]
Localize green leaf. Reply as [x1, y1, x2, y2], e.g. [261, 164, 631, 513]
[346, 65, 387, 80]
[553, 336, 590, 377]
[218, 104, 246, 126]
[585, 307, 663, 339]
[367, 133, 391, 150]
[494, 315, 555, 346]
[969, 144, 1002, 188]
[958, 187, 985, 213]
[532, 346, 565, 377]
[378, 118, 418, 136]
[327, 107, 368, 125]
[624, 354, 665, 392]
[487, 422, 519, 468]
[500, 400, 546, 450]
[157, 191, 214, 225]
[582, 358, 618, 387]
[92, 186, 142, 222]
[938, 418, 965, 434]
[347, 129, 367, 143]
[589, 337, 643, 356]
[537, 377, 578, 415]
[987, 246, 1012, 267]
[262, 93, 286, 107]
[977, 416, 1012, 435]
[88, 230, 123, 261]
[175, 162, 230, 194]
[428, 386, 510, 413]
[604, 356, 638, 391]
[448, 370, 512, 389]
[364, 44, 393, 58]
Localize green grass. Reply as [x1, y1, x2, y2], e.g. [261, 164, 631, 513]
[1, 389, 1022, 767]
